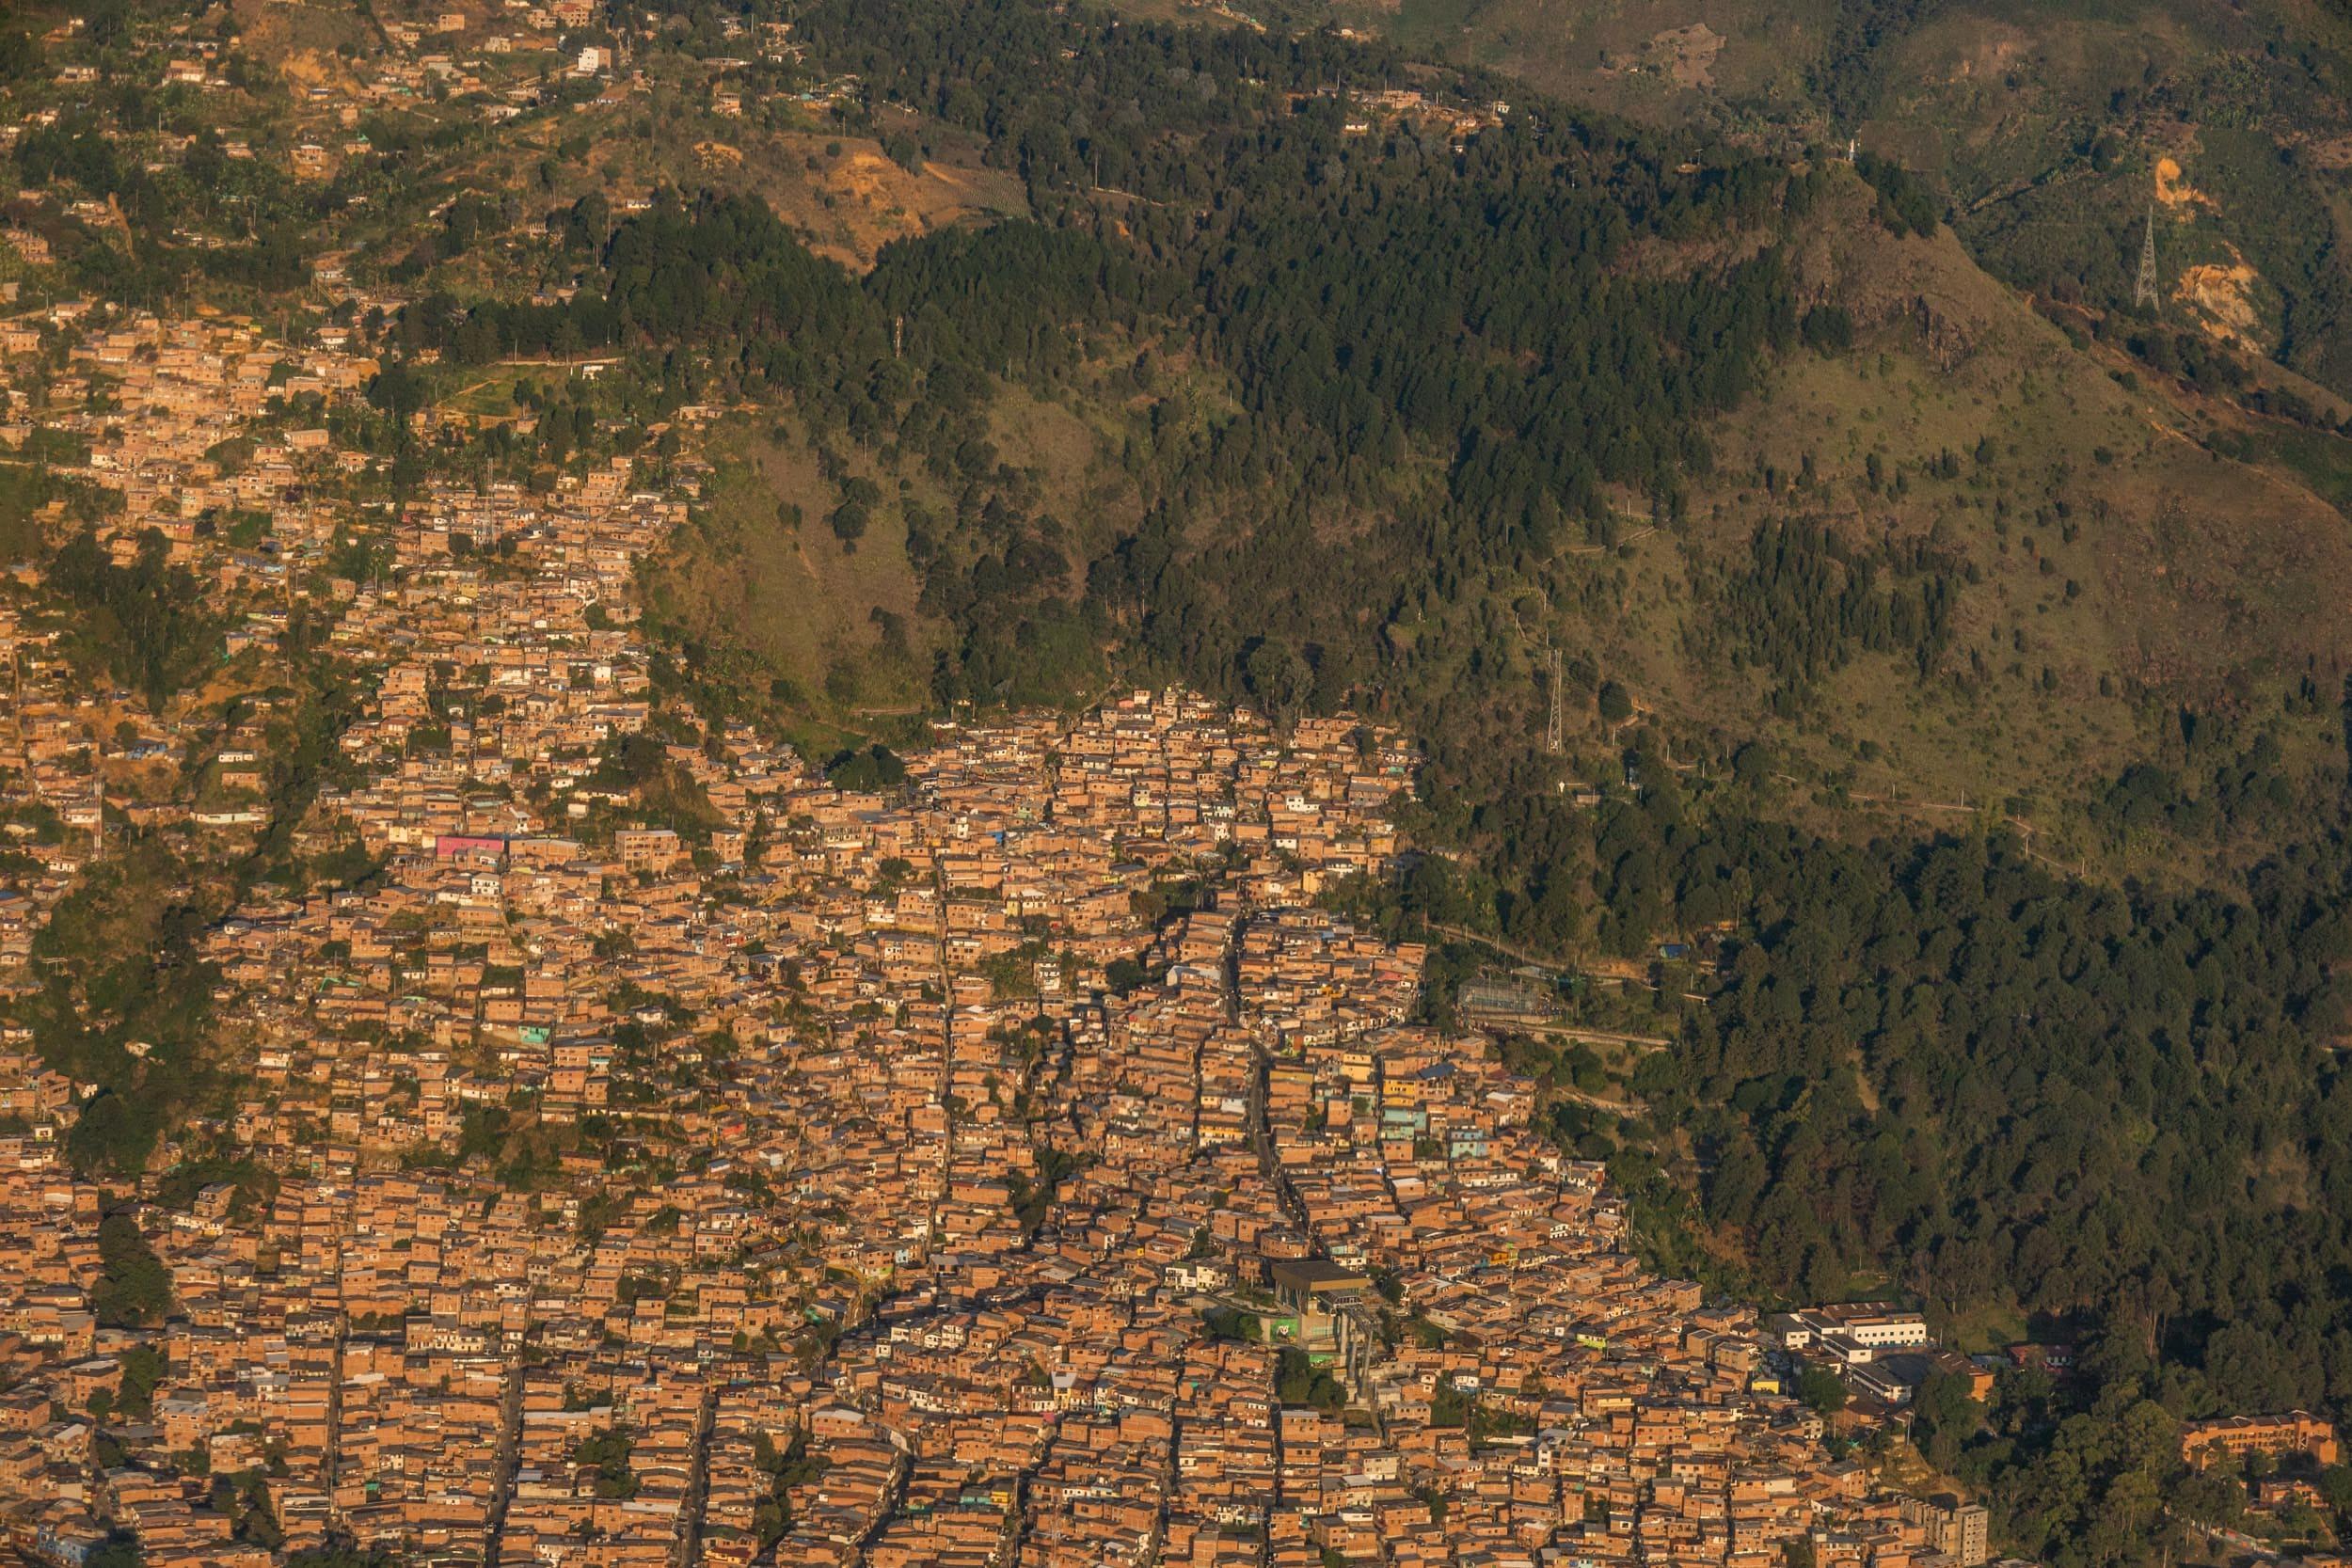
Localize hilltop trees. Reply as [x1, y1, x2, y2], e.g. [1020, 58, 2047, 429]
[390, 1, 1806, 724]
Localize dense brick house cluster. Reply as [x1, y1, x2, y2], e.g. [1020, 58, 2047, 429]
[0, 303, 2017, 1568]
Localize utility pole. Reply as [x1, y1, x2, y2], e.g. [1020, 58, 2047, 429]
[11, 641, 25, 800]
[2135, 208, 2160, 310]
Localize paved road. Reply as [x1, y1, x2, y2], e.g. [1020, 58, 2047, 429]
[480, 1357, 527, 1561]
[675, 1383, 718, 1568]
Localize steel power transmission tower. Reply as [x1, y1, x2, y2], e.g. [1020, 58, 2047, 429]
[1545, 648, 1565, 754]
[2135, 208, 2160, 309]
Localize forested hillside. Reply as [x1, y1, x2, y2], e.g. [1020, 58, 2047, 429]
[1231, 0, 2352, 411]
[390, 0, 1809, 737]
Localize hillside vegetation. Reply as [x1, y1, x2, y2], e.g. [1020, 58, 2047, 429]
[1196, 0, 2352, 407]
